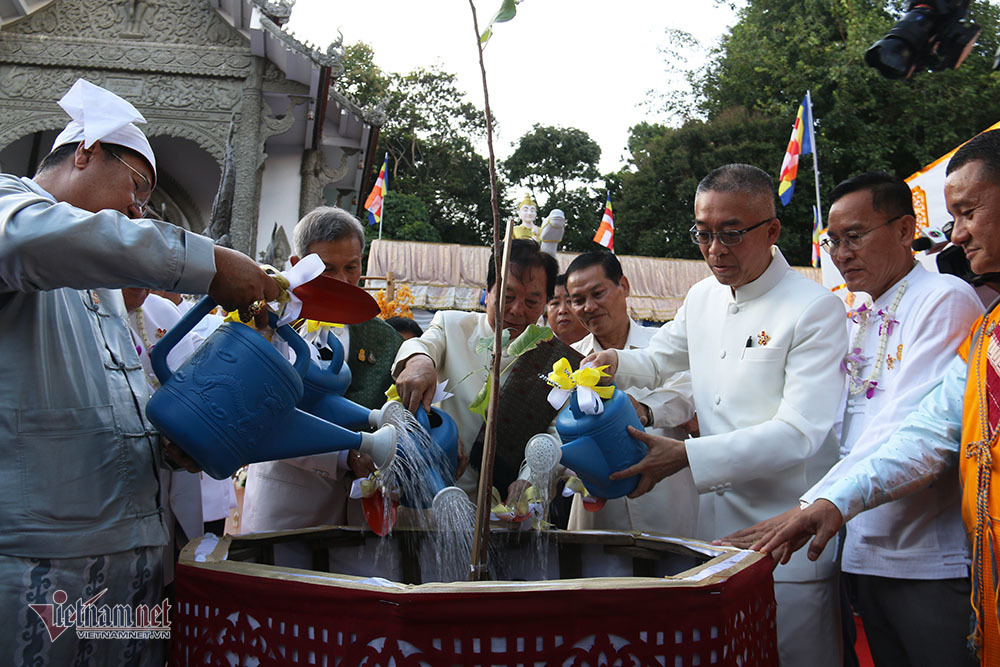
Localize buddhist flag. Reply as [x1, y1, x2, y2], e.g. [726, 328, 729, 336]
[777, 94, 814, 207]
[593, 195, 615, 250]
[365, 154, 387, 226]
[811, 205, 822, 268]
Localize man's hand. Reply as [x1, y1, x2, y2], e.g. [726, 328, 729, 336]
[505, 479, 531, 507]
[753, 499, 844, 565]
[163, 438, 201, 474]
[209, 246, 281, 329]
[347, 450, 376, 478]
[609, 425, 689, 498]
[715, 507, 801, 549]
[456, 437, 469, 480]
[627, 394, 652, 427]
[395, 354, 438, 414]
[581, 350, 619, 383]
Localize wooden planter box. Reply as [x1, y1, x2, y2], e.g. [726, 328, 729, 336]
[172, 528, 777, 666]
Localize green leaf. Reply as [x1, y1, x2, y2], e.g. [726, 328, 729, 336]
[491, 0, 518, 24]
[475, 335, 494, 355]
[506, 324, 553, 358]
[469, 374, 492, 419]
[479, 0, 518, 44]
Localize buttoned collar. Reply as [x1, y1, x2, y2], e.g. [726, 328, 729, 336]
[584, 317, 643, 352]
[869, 261, 922, 310]
[730, 246, 789, 304]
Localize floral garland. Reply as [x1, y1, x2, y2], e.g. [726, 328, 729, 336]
[842, 280, 907, 399]
[375, 283, 415, 319]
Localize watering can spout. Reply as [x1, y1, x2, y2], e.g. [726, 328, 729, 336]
[259, 410, 396, 470]
[522, 390, 649, 500]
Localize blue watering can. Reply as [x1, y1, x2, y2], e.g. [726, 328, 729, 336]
[298, 329, 404, 432]
[525, 389, 647, 499]
[395, 406, 462, 510]
[145, 297, 397, 480]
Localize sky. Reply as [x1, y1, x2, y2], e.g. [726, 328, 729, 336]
[285, 1, 738, 176]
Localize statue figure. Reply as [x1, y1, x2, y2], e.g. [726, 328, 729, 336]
[512, 193, 540, 241]
[538, 208, 566, 258]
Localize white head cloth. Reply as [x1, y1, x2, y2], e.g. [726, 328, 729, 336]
[51, 78, 156, 183]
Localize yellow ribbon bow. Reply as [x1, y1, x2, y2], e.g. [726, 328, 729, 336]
[305, 319, 344, 332]
[545, 357, 615, 414]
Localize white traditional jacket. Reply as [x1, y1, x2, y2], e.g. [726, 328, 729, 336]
[804, 263, 980, 579]
[615, 247, 847, 582]
[568, 319, 699, 537]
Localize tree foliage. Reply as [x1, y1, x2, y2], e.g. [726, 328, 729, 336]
[504, 124, 602, 196]
[363, 64, 499, 246]
[336, 42, 391, 108]
[619, 0, 1000, 265]
[501, 124, 608, 253]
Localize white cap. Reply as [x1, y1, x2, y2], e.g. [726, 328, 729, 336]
[51, 78, 156, 184]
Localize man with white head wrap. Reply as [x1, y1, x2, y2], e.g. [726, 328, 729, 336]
[0, 79, 278, 664]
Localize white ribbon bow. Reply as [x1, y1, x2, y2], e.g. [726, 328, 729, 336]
[270, 253, 325, 326]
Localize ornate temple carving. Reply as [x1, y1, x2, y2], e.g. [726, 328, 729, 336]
[0, 0, 384, 261]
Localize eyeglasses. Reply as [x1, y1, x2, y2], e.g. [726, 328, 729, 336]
[689, 217, 774, 246]
[108, 150, 152, 214]
[820, 215, 903, 254]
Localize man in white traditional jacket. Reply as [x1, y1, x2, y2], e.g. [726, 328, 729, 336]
[587, 163, 848, 666]
[393, 239, 558, 495]
[733, 172, 981, 666]
[563, 250, 698, 537]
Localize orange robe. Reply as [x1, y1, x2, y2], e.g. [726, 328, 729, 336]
[959, 307, 1000, 666]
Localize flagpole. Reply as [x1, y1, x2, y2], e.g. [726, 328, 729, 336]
[806, 90, 822, 227]
[378, 153, 386, 240]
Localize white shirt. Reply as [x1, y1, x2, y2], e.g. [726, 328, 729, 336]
[568, 319, 699, 536]
[804, 264, 980, 578]
[614, 247, 847, 582]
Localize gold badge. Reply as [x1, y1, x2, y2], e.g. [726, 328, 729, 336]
[887, 355, 895, 370]
[358, 348, 366, 363]
[896, 344, 903, 361]
[757, 331, 770, 346]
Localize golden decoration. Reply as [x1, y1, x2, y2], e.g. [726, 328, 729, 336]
[375, 283, 415, 320]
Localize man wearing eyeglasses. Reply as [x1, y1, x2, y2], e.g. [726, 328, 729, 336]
[585, 163, 848, 666]
[727, 172, 981, 667]
[0, 79, 277, 664]
[757, 131, 1000, 666]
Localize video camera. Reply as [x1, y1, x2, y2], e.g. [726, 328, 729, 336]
[913, 221, 1000, 286]
[865, 0, 980, 79]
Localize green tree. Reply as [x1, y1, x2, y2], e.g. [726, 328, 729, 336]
[626, 0, 1000, 265]
[504, 124, 602, 197]
[373, 65, 499, 245]
[336, 42, 391, 108]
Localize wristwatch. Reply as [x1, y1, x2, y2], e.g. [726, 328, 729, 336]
[640, 403, 654, 428]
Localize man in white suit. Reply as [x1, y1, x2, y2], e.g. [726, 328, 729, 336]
[563, 250, 698, 537]
[393, 239, 558, 495]
[588, 164, 847, 666]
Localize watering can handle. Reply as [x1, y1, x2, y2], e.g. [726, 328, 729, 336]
[150, 296, 313, 385]
[151, 296, 215, 385]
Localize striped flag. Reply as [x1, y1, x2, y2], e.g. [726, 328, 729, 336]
[364, 154, 387, 226]
[593, 195, 614, 250]
[811, 205, 822, 268]
[777, 94, 814, 207]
